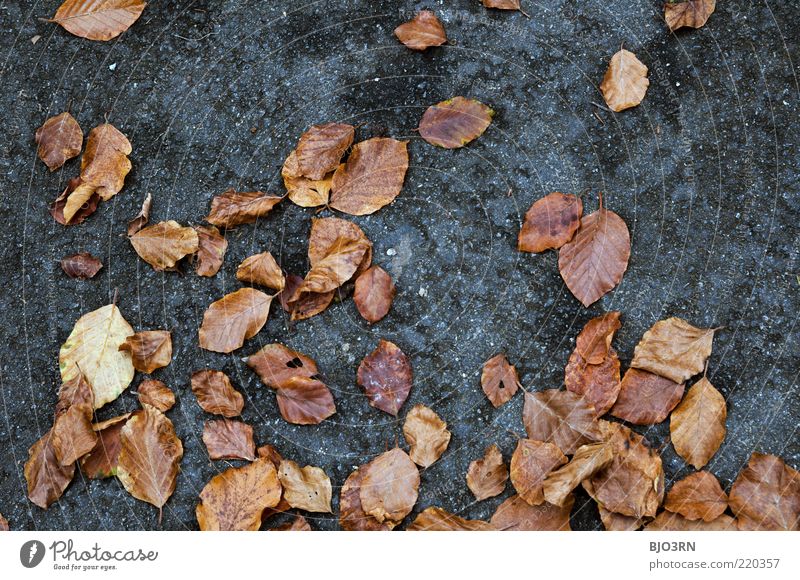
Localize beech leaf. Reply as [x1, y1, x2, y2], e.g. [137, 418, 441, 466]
[600, 49, 650, 112]
[518, 192, 583, 253]
[202, 419, 256, 461]
[467, 444, 508, 501]
[599, 506, 644, 531]
[522, 389, 603, 454]
[237, 251, 285, 291]
[51, 403, 97, 466]
[245, 343, 319, 389]
[576, 311, 622, 364]
[271, 515, 311, 531]
[296, 236, 370, 294]
[275, 377, 336, 425]
[194, 225, 228, 277]
[282, 150, 334, 208]
[353, 265, 396, 323]
[669, 376, 726, 468]
[205, 189, 283, 228]
[543, 441, 614, 507]
[127, 192, 151, 235]
[129, 221, 199, 271]
[408, 507, 493, 531]
[394, 10, 447, 51]
[491, 494, 573, 531]
[277, 459, 333, 513]
[119, 330, 172, 374]
[24, 429, 75, 509]
[80, 413, 132, 479]
[50, 177, 100, 225]
[631, 317, 715, 383]
[198, 288, 273, 353]
[295, 123, 354, 180]
[480, 353, 521, 408]
[645, 511, 736, 531]
[359, 448, 420, 525]
[418, 96, 494, 149]
[665, 0, 716, 32]
[728, 453, 800, 531]
[481, 0, 522, 10]
[357, 339, 413, 416]
[664, 471, 727, 522]
[610, 368, 685, 425]
[60, 252, 103, 279]
[190, 370, 244, 417]
[564, 347, 621, 418]
[403, 404, 451, 468]
[308, 217, 372, 272]
[50, 0, 147, 41]
[339, 467, 391, 531]
[510, 439, 567, 506]
[137, 379, 175, 412]
[35, 112, 82, 170]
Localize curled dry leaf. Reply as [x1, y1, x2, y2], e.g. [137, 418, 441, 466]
[610, 368, 685, 425]
[137, 379, 175, 412]
[271, 515, 312, 531]
[403, 404, 451, 468]
[194, 225, 228, 277]
[394, 10, 447, 51]
[282, 150, 334, 208]
[408, 507, 493, 531]
[664, 471, 727, 522]
[564, 348, 621, 418]
[35, 112, 82, 170]
[245, 343, 319, 389]
[599, 506, 644, 531]
[190, 370, 244, 417]
[543, 441, 614, 508]
[281, 275, 303, 310]
[198, 288, 273, 353]
[59, 303, 134, 410]
[296, 237, 370, 294]
[522, 389, 603, 455]
[50, 177, 100, 225]
[25, 429, 75, 509]
[237, 251, 285, 291]
[418, 96, 494, 149]
[480, 354, 521, 408]
[295, 123, 354, 180]
[119, 330, 172, 374]
[50, 0, 147, 41]
[354, 266, 395, 323]
[129, 221, 199, 271]
[481, 0, 522, 10]
[467, 444, 508, 501]
[80, 413, 132, 478]
[510, 439, 567, 506]
[60, 252, 103, 279]
[127, 192, 151, 235]
[576, 311, 622, 364]
[116, 405, 183, 513]
[670, 377, 726, 469]
[51, 403, 97, 466]
[357, 339, 413, 416]
[205, 189, 283, 228]
[665, 0, 716, 32]
[491, 494, 573, 531]
[339, 468, 391, 531]
[359, 448, 420, 525]
[728, 453, 800, 531]
[277, 459, 333, 513]
[330, 137, 409, 215]
[202, 419, 256, 461]
[600, 49, 650, 112]
[518, 192, 583, 253]
[275, 377, 336, 425]
[196, 457, 282, 531]
[645, 511, 736, 531]
[631, 317, 715, 383]
[558, 198, 630, 307]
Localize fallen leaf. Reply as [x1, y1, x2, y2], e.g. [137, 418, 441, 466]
[610, 368, 685, 425]
[202, 419, 256, 461]
[564, 348, 622, 417]
[728, 453, 800, 530]
[271, 515, 311, 531]
[600, 49, 650, 112]
[35, 112, 82, 170]
[119, 330, 172, 374]
[510, 439, 567, 506]
[599, 506, 644, 531]
[418, 96, 494, 149]
[51, 403, 97, 466]
[664, 0, 716, 32]
[50, 177, 100, 225]
[205, 189, 283, 228]
[491, 494, 573, 531]
[50, 0, 147, 41]
[467, 444, 508, 501]
[645, 511, 736, 531]
[59, 303, 134, 409]
[288, 290, 335, 321]
[558, 198, 630, 307]
[481, 0, 522, 10]
[127, 192, 151, 235]
[237, 251, 285, 291]
[359, 448, 420, 525]
[282, 150, 334, 207]
[198, 288, 273, 353]
[279, 274, 304, 312]
[631, 317, 716, 383]
[354, 266, 396, 323]
[137, 379, 175, 412]
[576, 311, 622, 364]
[330, 137, 409, 215]
[518, 192, 583, 253]
[670, 376, 726, 468]
[394, 10, 447, 51]
[664, 471, 727, 522]
[403, 404, 451, 468]
[408, 507, 494, 530]
[339, 468, 391, 531]
[277, 459, 333, 513]
[116, 405, 183, 514]
[522, 389, 603, 454]
[480, 353, 521, 408]
[24, 429, 75, 509]
[295, 123, 354, 180]
[60, 252, 103, 279]
[196, 458, 282, 531]
[357, 339, 413, 416]
[296, 236, 370, 294]
[275, 377, 336, 425]
[129, 221, 199, 271]
[0, 514, 8, 531]
[190, 369, 244, 417]
[308, 217, 373, 273]
[543, 441, 614, 507]
[80, 414, 132, 478]
[194, 225, 228, 277]
[55, 371, 94, 415]
[245, 342, 320, 388]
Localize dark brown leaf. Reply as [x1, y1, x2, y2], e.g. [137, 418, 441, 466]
[418, 96, 494, 149]
[279, 274, 304, 312]
[510, 439, 567, 506]
[480, 354, 521, 408]
[522, 389, 603, 455]
[394, 10, 447, 51]
[610, 368, 685, 425]
[237, 251, 285, 291]
[357, 339, 413, 416]
[35, 112, 82, 170]
[408, 507, 494, 531]
[245, 343, 319, 389]
[728, 453, 800, 531]
[129, 221, 199, 271]
[576, 311, 622, 364]
[403, 404, 451, 468]
[518, 192, 583, 253]
[359, 448, 420, 525]
[564, 348, 621, 418]
[25, 429, 75, 509]
[119, 330, 172, 374]
[60, 252, 103, 279]
[354, 265, 395, 323]
[202, 419, 256, 461]
[205, 189, 283, 228]
[664, 471, 727, 522]
[80, 414, 132, 479]
[137, 379, 175, 412]
[339, 467, 391, 531]
[664, 0, 715, 32]
[194, 225, 228, 277]
[295, 123, 354, 180]
[198, 288, 273, 353]
[50, 177, 100, 225]
[51, 403, 97, 466]
[288, 289, 335, 321]
[127, 192, 151, 235]
[50, 0, 147, 41]
[467, 444, 508, 501]
[491, 494, 573, 531]
[670, 377, 726, 469]
[543, 441, 614, 507]
[190, 369, 244, 417]
[631, 317, 715, 383]
[275, 377, 336, 425]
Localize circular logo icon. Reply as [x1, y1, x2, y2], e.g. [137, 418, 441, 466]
[20, 540, 46, 568]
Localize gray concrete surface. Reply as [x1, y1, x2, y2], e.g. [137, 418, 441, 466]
[0, 0, 798, 530]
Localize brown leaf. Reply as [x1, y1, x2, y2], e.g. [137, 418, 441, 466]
[522, 389, 603, 454]
[664, 0, 715, 32]
[116, 404, 183, 512]
[194, 225, 228, 277]
[245, 343, 319, 389]
[296, 236, 370, 294]
[279, 274, 304, 312]
[282, 150, 334, 208]
[202, 419, 256, 461]
[277, 459, 333, 513]
[564, 348, 621, 417]
[645, 511, 736, 531]
[394, 10, 447, 51]
[357, 339, 413, 416]
[198, 288, 273, 353]
[24, 429, 75, 509]
[295, 123, 354, 180]
[275, 377, 336, 425]
[631, 317, 716, 383]
[60, 252, 103, 279]
[408, 507, 494, 531]
[491, 494, 573, 531]
[518, 192, 583, 253]
[664, 471, 727, 522]
[50, 0, 147, 41]
[119, 330, 172, 374]
[237, 251, 285, 291]
[418, 96, 494, 149]
[558, 199, 630, 307]
[599, 506, 644, 531]
[543, 441, 614, 507]
[467, 444, 508, 501]
[480, 354, 521, 408]
[359, 447, 420, 525]
[308, 217, 373, 273]
[196, 457, 282, 531]
[330, 137, 409, 215]
[137, 379, 175, 412]
[51, 403, 97, 466]
[129, 221, 199, 271]
[190, 370, 244, 417]
[510, 439, 567, 506]
[728, 453, 800, 530]
[0, 514, 8, 531]
[50, 177, 100, 225]
[481, 0, 522, 10]
[205, 189, 283, 228]
[35, 112, 82, 170]
[610, 368, 685, 425]
[288, 290, 335, 321]
[576, 311, 622, 364]
[670, 377, 726, 468]
[127, 192, 151, 235]
[271, 515, 311, 531]
[600, 49, 650, 112]
[354, 265, 395, 323]
[403, 404, 451, 468]
[55, 372, 94, 416]
[339, 467, 391, 531]
[80, 413, 132, 478]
